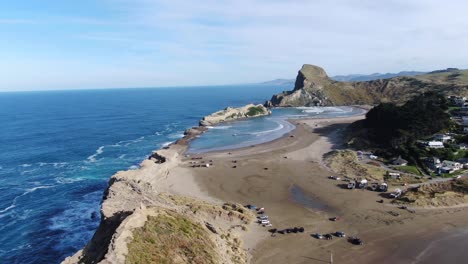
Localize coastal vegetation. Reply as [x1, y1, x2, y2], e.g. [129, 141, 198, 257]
[126, 212, 218, 264]
[200, 104, 271, 126]
[246, 105, 267, 117]
[347, 92, 453, 167]
[324, 150, 387, 181]
[395, 178, 468, 207]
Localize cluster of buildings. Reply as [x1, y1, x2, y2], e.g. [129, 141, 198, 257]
[448, 95, 468, 107]
[425, 157, 468, 174]
[448, 95, 468, 134]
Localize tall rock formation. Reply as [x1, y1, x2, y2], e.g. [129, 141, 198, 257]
[266, 64, 468, 107]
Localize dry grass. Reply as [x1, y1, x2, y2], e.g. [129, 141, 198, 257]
[324, 150, 387, 181]
[126, 211, 218, 264]
[396, 178, 468, 207]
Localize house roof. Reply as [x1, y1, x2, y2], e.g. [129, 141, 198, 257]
[393, 156, 408, 164]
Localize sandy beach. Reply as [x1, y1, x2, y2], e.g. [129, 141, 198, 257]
[184, 114, 468, 264]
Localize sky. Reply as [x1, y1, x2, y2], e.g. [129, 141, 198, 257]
[1, 0, 468, 91]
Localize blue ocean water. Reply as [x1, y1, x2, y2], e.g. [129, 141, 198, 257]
[0, 85, 289, 264]
[189, 106, 365, 153]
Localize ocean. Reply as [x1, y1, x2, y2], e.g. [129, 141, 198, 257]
[0, 85, 364, 263]
[0, 85, 289, 264]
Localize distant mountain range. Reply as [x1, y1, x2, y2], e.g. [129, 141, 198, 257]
[261, 71, 428, 85]
[331, 71, 427, 82]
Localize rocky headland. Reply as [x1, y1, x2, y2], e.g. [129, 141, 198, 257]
[199, 104, 271, 126]
[62, 104, 270, 264]
[266, 64, 468, 107]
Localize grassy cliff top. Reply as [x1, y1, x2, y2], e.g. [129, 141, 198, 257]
[126, 211, 218, 264]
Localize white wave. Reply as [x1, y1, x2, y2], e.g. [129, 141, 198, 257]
[36, 162, 68, 168]
[53, 162, 67, 168]
[154, 131, 162, 136]
[299, 107, 325, 113]
[161, 141, 173, 147]
[87, 146, 104, 162]
[210, 125, 232, 130]
[0, 204, 16, 214]
[129, 165, 139, 170]
[168, 132, 184, 139]
[247, 122, 285, 136]
[55, 177, 84, 184]
[123, 136, 145, 146]
[20, 164, 32, 168]
[0, 185, 55, 214]
[297, 106, 354, 114]
[20, 169, 38, 175]
[118, 154, 127, 159]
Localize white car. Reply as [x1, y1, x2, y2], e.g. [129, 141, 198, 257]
[258, 215, 269, 220]
[259, 219, 270, 225]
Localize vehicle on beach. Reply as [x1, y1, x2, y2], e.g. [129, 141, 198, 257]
[349, 237, 363, 245]
[258, 215, 269, 220]
[245, 204, 257, 210]
[324, 234, 333, 240]
[328, 175, 341, 180]
[335, 231, 346, 237]
[358, 179, 368, 189]
[263, 223, 273, 227]
[347, 181, 356, 189]
[389, 188, 402, 198]
[329, 216, 340, 221]
[259, 219, 270, 225]
[378, 182, 388, 192]
[312, 233, 324, 239]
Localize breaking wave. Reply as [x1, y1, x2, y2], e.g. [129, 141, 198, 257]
[87, 146, 104, 162]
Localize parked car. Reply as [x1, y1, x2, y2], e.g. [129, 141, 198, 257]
[335, 231, 346, 237]
[328, 175, 341, 180]
[347, 181, 356, 189]
[389, 189, 402, 198]
[312, 233, 324, 239]
[349, 237, 363, 245]
[258, 219, 270, 225]
[329, 216, 340, 221]
[245, 204, 257, 210]
[324, 234, 333, 240]
[258, 215, 269, 220]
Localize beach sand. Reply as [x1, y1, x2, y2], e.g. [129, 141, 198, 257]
[184, 115, 468, 264]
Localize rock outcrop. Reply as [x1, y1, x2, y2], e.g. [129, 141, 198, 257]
[62, 138, 256, 264]
[199, 104, 271, 126]
[266, 64, 468, 107]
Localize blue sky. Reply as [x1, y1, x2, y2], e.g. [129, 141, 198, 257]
[1, 0, 468, 91]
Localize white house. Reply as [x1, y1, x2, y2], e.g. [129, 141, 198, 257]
[425, 157, 441, 170]
[392, 156, 408, 166]
[463, 116, 468, 125]
[433, 134, 451, 142]
[427, 141, 444, 149]
[457, 158, 468, 169]
[441, 160, 462, 171]
[458, 143, 468, 150]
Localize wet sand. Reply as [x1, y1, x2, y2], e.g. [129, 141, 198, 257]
[185, 115, 468, 263]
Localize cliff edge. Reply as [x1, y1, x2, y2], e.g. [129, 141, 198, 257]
[266, 64, 468, 107]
